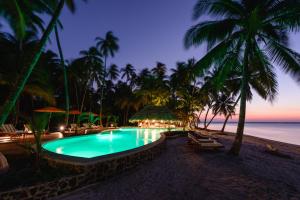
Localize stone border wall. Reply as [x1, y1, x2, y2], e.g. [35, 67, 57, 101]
[0, 132, 167, 200]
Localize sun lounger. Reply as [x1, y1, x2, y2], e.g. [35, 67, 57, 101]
[24, 124, 33, 134]
[70, 123, 80, 130]
[188, 131, 223, 150]
[0, 124, 25, 139]
[82, 123, 91, 129]
[64, 124, 85, 135]
[190, 130, 218, 140]
[197, 130, 219, 139]
[198, 141, 224, 150]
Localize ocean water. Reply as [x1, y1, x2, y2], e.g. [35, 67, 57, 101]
[208, 122, 300, 146]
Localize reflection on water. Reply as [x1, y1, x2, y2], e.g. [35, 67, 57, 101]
[209, 123, 300, 145]
[56, 147, 63, 154]
[144, 129, 149, 145]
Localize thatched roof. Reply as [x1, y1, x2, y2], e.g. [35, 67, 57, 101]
[129, 105, 178, 122]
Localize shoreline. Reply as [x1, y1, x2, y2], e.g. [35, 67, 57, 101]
[208, 129, 300, 155]
[205, 122, 300, 146]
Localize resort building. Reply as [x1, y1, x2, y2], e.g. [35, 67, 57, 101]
[129, 105, 180, 128]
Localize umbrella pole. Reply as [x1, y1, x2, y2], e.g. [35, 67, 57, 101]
[47, 112, 52, 132]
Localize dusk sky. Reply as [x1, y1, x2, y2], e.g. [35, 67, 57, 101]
[14, 0, 300, 121]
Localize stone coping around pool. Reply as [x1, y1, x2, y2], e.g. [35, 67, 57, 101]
[43, 130, 167, 167]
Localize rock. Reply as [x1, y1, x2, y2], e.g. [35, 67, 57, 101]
[0, 152, 9, 174]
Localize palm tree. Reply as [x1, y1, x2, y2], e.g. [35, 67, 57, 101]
[96, 31, 119, 126]
[114, 82, 142, 125]
[206, 93, 236, 129]
[107, 64, 119, 81]
[152, 62, 167, 80]
[0, 1, 44, 42]
[185, 0, 300, 155]
[0, 0, 83, 125]
[121, 64, 136, 84]
[78, 47, 103, 113]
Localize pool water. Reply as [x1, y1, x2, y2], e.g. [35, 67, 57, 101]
[42, 128, 168, 158]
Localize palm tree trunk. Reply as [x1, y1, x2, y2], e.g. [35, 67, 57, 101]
[205, 112, 217, 129]
[0, 0, 65, 125]
[221, 115, 230, 132]
[14, 100, 19, 126]
[125, 106, 129, 125]
[221, 95, 241, 132]
[80, 81, 89, 112]
[229, 40, 250, 155]
[74, 82, 79, 109]
[204, 106, 210, 129]
[54, 25, 70, 127]
[99, 56, 107, 126]
[196, 109, 203, 128]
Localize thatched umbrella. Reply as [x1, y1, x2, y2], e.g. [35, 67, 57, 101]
[129, 105, 179, 126]
[34, 107, 65, 131]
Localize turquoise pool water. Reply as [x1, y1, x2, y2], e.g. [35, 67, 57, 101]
[42, 128, 168, 158]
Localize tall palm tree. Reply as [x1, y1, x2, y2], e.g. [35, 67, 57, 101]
[78, 47, 103, 112]
[185, 0, 300, 155]
[96, 31, 119, 126]
[0, 0, 83, 125]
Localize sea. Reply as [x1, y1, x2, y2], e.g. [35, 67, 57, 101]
[208, 122, 300, 146]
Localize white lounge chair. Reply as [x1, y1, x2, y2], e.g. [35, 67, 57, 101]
[188, 131, 223, 150]
[0, 124, 25, 140]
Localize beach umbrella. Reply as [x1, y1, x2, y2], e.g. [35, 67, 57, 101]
[34, 107, 65, 131]
[69, 109, 81, 123]
[69, 110, 81, 115]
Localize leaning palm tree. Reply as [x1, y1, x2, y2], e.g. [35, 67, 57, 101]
[185, 0, 300, 155]
[206, 93, 236, 129]
[0, 0, 84, 125]
[96, 31, 119, 126]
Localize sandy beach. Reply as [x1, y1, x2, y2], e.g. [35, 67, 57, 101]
[54, 133, 300, 200]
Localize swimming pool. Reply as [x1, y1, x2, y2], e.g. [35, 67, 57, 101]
[42, 128, 169, 158]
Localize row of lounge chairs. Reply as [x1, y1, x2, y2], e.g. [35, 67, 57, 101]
[188, 130, 223, 150]
[0, 124, 32, 140]
[65, 123, 104, 134]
